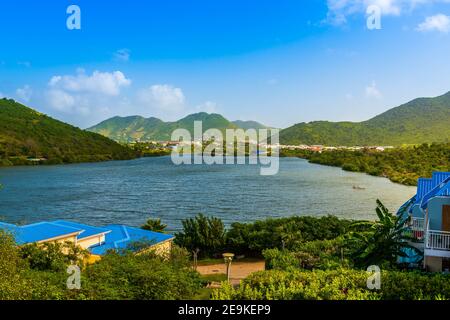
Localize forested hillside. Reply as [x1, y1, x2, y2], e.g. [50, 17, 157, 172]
[280, 91, 450, 146]
[0, 99, 136, 166]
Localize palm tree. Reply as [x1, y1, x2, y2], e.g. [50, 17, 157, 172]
[141, 218, 168, 233]
[350, 199, 420, 268]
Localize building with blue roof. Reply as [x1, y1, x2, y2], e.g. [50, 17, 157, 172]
[0, 220, 174, 260]
[397, 172, 450, 272]
[0, 221, 83, 245]
[90, 225, 174, 256]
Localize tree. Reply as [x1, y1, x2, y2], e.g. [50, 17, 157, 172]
[174, 214, 226, 258]
[349, 200, 420, 268]
[141, 218, 168, 233]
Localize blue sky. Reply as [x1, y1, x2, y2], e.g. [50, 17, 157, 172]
[1, 0, 450, 128]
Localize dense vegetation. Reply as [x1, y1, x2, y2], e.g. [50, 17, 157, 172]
[225, 215, 354, 256]
[132, 142, 172, 157]
[175, 214, 227, 258]
[88, 112, 267, 143]
[174, 214, 356, 258]
[212, 269, 450, 300]
[0, 99, 136, 166]
[282, 143, 450, 186]
[0, 231, 202, 300]
[209, 202, 450, 300]
[0, 200, 446, 300]
[175, 201, 412, 269]
[280, 91, 450, 146]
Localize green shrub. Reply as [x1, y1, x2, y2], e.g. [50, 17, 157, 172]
[20, 242, 89, 272]
[263, 249, 298, 271]
[226, 215, 353, 256]
[80, 247, 202, 300]
[175, 214, 226, 257]
[212, 269, 450, 300]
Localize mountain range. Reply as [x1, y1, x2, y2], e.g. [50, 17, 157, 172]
[0, 99, 136, 166]
[279, 91, 450, 146]
[87, 113, 269, 142]
[1, 89, 449, 167]
[89, 91, 450, 146]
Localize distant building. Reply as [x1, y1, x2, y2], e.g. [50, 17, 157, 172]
[0, 220, 174, 262]
[398, 172, 450, 272]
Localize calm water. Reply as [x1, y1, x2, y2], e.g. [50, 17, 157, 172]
[0, 157, 415, 231]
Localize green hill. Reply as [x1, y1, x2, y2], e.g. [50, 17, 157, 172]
[280, 91, 450, 146]
[231, 120, 268, 130]
[88, 113, 269, 142]
[0, 99, 136, 166]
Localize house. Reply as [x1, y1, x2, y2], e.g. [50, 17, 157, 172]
[89, 225, 174, 258]
[0, 220, 174, 262]
[398, 172, 450, 272]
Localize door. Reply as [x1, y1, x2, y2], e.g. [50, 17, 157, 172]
[443, 205, 450, 232]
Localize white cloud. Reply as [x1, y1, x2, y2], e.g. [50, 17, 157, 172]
[417, 14, 450, 33]
[325, 0, 448, 25]
[49, 70, 131, 96]
[113, 48, 131, 62]
[138, 84, 186, 112]
[45, 70, 131, 118]
[46, 89, 76, 112]
[365, 81, 382, 99]
[195, 101, 218, 113]
[16, 85, 32, 103]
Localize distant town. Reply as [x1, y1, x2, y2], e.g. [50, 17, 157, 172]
[128, 140, 395, 153]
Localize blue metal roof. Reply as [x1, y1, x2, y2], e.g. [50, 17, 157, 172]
[414, 178, 435, 204]
[52, 220, 110, 240]
[10, 222, 82, 245]
[432, 172, 450, 188]
[421, 177, 450, 209]
[0, 220, 174, 254]
[89, 225, 174, 256]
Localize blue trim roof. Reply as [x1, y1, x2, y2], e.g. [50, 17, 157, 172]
[400, 172, 450, 213]
[10, 222, 82, 245]
[90, 225, 174, 256]
[421, 177, 450, 209]
[432, 172, 450, 187]
[52, 220, 110, 240]
[0, 220, 174, 254]
[414, 178, 435, 205]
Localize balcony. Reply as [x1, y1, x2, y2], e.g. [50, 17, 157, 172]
[425, 230, 450, 252]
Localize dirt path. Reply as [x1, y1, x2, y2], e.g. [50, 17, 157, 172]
[197, 260, 265, 286]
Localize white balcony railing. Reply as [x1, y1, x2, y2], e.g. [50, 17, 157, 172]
[426, 230, 450, 251]
[410, 217, 425, 241]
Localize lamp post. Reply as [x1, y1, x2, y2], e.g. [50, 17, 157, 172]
[222, 253, 235, 283]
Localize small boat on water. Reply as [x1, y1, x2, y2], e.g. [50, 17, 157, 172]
[353, 185, 366, 190]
